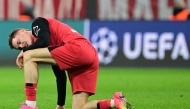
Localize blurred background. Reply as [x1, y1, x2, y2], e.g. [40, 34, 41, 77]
[1, 1, 190, 108]
[0, 0, 190, 68]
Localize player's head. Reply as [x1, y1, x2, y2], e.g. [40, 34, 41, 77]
[8, 28, 33, 50]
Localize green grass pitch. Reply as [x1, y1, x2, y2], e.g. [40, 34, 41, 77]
[0, 67, 190, 109]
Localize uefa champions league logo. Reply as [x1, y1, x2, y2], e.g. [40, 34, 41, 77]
[91, 27, 118, 65]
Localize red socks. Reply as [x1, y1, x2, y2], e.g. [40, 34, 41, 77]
[25, 83, 37, 101]
[97, 100, 111, 109]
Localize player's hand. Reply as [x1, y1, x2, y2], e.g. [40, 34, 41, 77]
[56, 105, 65, 109]
[16, 50, 24, 68]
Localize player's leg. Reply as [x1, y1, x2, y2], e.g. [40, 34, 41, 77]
[20, 48, 58, 109]
[23, 48, 57, 86]
[64, 39, 100, 109]
[67, 48, 99, 109]
[52, 65, 67, 109]
[20, 40, 94, 108]
[71, 92, 129, 109]
[82, 92, 132, 109]
[72, 92, 89, 109]
[72, 92, 125, 109]
[67, 40, 132, 109]
[68, 85, 131, 109]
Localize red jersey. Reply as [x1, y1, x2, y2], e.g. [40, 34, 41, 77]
[24, 17, 87, 51]
[46, 18, 86, 46]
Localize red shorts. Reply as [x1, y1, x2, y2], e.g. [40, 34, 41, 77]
[49, 39, 99, 95]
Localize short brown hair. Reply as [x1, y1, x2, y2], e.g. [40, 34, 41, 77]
[8, 28, 21, 49]
[8, 28, 30, 50]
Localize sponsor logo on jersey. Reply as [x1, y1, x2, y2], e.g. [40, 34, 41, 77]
[33, 26, 40, 36]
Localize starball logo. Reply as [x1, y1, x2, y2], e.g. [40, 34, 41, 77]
[91, 27, 118, 65]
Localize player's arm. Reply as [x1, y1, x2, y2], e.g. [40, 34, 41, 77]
[23, 17, 50, 52]
[52, 65, 67, 108]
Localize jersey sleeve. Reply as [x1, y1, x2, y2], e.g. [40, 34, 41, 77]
[23, 17, 50, 52]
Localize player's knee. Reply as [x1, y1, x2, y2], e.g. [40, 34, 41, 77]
[23, 50, 34, 63]
[72, 92, 89, 109]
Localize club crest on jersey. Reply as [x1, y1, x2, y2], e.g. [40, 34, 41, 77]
[33, 26, 40, 36]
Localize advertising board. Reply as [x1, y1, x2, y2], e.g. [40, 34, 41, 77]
[87, 21, 190, 67]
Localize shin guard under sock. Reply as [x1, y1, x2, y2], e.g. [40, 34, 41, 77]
[25, 83, 37, 101]
[97, 100, 111, 109]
